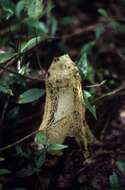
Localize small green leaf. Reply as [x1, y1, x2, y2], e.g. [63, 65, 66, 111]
[15, 0, 25, 17]
[7, 107, 19, 120]
[1, 1, 15, 19]
[84, 90, 92, 98]
[18, 64, 29, 75]
[110, 172, 119, 188]
[83, 92, 97, 119]
[17, 88, 45, 104]
[27, 20, 48, 34]
[0, 52, 17, 64]
[0, 169, 11, 176]
[81, 41, 95, 55]
[116, 161, 125, 174]
[109, 172, 124, 190]
[45, 2, 54, 15]
[95, 24, 105, 40]
[80, 42, 95, 82]
[98, 8, 108, 17]
[50, 17, 58, 35]
[0, 84, 13, 95]
[27, 0, 44, 19]
[3, 7, 14, 17]
[47, 144, 68, 151]
[61, 16, 75, 26]
[35, 132, 46, 144]
[34, 148, 46, 169]
[20, 36, 46, 53]
[15, 145, 31, 158]
[78, 53, 88, 78]
[15, 145, 23, 156]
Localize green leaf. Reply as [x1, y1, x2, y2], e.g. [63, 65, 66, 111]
[7, 107, 19, 120]
[45, 2, 54, 15]
[20, 36, 46, 53]
[81, 41, 95, 55]
[0, 52, 17, 64]
[61, 16, 75, 26]
[80, 42, 95, 82]
[27, 20, 48, 34]
[110, 172, 119, 188]
[15, 145, 24, 156]
[84, 90, 92, 98]
[34, 148, 46, 169]
[95, 24, 105, 40]
[98, 8, 108, 17]
[83, 92, 97, 119]
[0, 83, 13, 95]
[18, 88, 45, 104]
[116, 161, 125, 174]
[27, 0, 44, 19]
[15, 145, 31, 158]
[78, 53, 88, 78]
[35, 131, 46, 144]
[0, 0, 15, 19]
[3, 7, 14, 17]
[16, 0, 25, 17]
[47, 144, 68, 151]
[50, 17, 58, 35]
[0, 169, 11, 176]
[110, 172, 124, 190]
[18, 64, 29, 75]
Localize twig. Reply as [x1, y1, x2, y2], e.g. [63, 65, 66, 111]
[0, 64, 45, 82]
[94, 86, 125, 103]
[115, 47, 125, 62]
[0, 130, 38, 152]
[0, 122, 51, 152]
[63, 24, 96, 40]
[0, 59, 16, 75]
[46, 0, 51, 33]
[85, 80, 106, 88]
